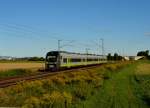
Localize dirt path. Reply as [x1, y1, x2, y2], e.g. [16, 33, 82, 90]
[84, 64, 150, 108]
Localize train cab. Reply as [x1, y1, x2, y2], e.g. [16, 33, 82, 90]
[45, 51, 60, 71]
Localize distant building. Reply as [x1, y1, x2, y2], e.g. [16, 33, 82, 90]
[0, 56, 13, 60]
[123, 56, 145, 61]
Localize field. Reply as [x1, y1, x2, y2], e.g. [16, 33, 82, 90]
[0, 62, 44, 78]
[0, 61, 150, 108]
[0, 62, 44, 71]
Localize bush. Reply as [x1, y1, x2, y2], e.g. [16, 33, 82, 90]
[23, 80, 44, 96]
[42, 79, 54, 91]
[0, 62, 131, 107]
[41, 91, 65, 108]
[0, 89, 9, 106]
[63, 92, 72, 104]
[74, 82, 91, 101]
[22, 96, 41, 108]
[104, 63, 129, 72]
[92, 77, 103, 88]
[51, 76, 66, 86]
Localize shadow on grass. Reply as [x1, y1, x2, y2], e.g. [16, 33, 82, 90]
[134, 74, 150, 105]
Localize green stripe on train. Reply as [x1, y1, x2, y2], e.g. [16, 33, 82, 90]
[60, 61, 107, 67]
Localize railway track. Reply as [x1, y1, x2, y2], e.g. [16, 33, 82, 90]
[0, 65, 102, 88]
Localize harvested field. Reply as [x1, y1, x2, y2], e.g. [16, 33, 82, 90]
[0, 63, 44, 71]
[136, 63, 150, 75]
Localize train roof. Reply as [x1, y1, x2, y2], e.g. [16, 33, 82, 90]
[47, 51, 105, 56]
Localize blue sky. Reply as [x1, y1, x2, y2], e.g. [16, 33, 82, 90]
[0, 0, 150, 57]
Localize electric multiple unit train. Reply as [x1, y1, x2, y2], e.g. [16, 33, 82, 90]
[45, 51, 107, 71]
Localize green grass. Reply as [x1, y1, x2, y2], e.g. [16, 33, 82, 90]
[80, 61, 150, 108]
[133, 61, 150, 105]
[0, 61, 150, 108]
[0, 71, 103, 107]
[0, 62, 129, 107]
[0, 69, 38, 78]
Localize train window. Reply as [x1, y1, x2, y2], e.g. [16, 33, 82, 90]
[47, 56, 57, 62]
[70, 58, 81, 62]
[94, 59, 98, 61]
[87, 59, 93, 61]
[82, 59, 85, 62]
[63, 58, 67, 63]
[88, 58, 98, 61]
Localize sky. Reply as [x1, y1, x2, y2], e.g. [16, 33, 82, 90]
[0, 0, 150, 57]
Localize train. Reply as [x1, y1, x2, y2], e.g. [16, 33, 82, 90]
[45, 51, 107, 71]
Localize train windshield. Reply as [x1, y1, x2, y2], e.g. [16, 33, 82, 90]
[46, 51, 59, 62]
[47, 56, 57, 62]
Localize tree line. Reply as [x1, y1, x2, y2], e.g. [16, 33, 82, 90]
[14, 57, 45, 61]
[107, 53, 123, 61]
[137, 50, 150, 59]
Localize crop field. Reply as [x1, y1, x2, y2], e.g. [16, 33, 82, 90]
[0, 61, 150, 108]
[0, 62, 44, 78]
[0, 62, 44, 71]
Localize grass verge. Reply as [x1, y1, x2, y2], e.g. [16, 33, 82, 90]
[0, 62, 136, 107]
[0, 69, 39, 79]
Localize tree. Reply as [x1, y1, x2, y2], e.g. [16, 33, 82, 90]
[107, 53, 112, 61]
[107, 53, 123, 61]
[137, 50, 149, 57]
[146, 50, 149, 56]
[114, 53, 119, 61]
[28, 57, 45, 61]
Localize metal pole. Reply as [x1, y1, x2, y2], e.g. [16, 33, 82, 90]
[58, 40, 62, 52]
[85, 48, 90, 64]
[99, 39, 101, 55]
[85, 48, 90, 54]
[86, 48, 88, 54]
[100, 38, 104, 56]
[57, 39, 62, 70]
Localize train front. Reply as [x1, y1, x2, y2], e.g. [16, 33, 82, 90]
[45, 51, 59, 71]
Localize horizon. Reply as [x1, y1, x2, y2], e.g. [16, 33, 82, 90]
[0, 0, 150, 57]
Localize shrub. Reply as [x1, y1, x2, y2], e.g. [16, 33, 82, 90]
[104, 63, 128, 72]
[42, 79, 53, 89]
[63, 92, 72, 105]
[22, 96, 41, 108]
[0, 62, 131, 107]
[0, 89, 9, 106]
[73, 82, 91, 101]
[105, 65, 118, 71]
[23, 81, 44, 96]
[51, 76, 66, 86]
[42, 91, 65, 108]
[92, 77, 103, 88]
[41, 93, 54, 107]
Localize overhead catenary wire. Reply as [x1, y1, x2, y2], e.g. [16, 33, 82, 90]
[0, 23, 106, 56]
[0, 23, 61, 41]
[0, 23, 78, 54]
